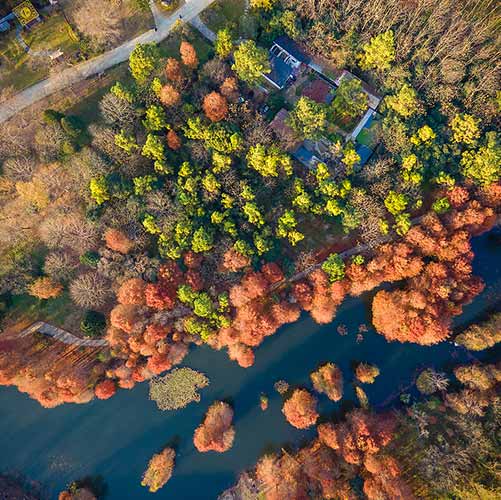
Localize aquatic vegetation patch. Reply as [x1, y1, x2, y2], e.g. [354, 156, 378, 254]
[149, 367, 209, 410]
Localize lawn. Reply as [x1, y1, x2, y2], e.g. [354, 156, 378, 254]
[65, 62, 131, 125]
[0, 13, 79, 91]
[2, 292, 81, 335]
[159, 26, 213, 63]
[200, 0, 247, 32]
[356, 113, 381, 148]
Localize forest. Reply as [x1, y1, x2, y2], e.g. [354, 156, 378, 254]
[0, 0, 499, 497]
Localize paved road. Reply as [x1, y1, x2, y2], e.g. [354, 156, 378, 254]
[0, 0, 216, 124]
[20, 321, 108, 347]
[189, 15, 216, 42]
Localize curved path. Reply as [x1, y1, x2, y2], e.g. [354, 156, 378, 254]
[0, 0, 216, 124]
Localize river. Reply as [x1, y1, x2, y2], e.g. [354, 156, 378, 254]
[0, 232, 499, 499]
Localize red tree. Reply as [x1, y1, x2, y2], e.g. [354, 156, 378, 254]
[165, 57, 182, 82]
[167, 129, 182, 150]
[180, 40, 198, 68]
[159, 84, 181, 107]
[282, 389, 319, 429]
[202, 91, 229, 122]
[104, 228, 134, 254]
[94, 379, 116, 400]
[193, 401, 235, 452]
[117, 277, 146, 305]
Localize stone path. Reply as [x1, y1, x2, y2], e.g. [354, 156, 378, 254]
[0, 0, 216, 124]
[20, 321, 108, 347]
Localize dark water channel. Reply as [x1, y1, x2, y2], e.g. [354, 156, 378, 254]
[0, 233, 499, 499]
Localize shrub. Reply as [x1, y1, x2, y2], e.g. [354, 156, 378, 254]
[80, 310, 106, 338]
[141, 448, 175, 493]
[355, 363, 380, 384]
[43, 109, 64, 124]
[80, 251, 100, 268]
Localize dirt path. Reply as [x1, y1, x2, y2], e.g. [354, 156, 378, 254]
[0, 0, 216, 124]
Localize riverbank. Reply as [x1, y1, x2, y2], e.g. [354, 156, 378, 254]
[0, 232, 498, 499]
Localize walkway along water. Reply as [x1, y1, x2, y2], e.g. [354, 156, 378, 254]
[0, 232, 498, 499]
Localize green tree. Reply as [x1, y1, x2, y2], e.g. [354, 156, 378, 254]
[243, 202, 265, 226]
[192, 227, 214, 253]
[341, 145, 360, 170]
[115, 130, 138, 153]
[205, 124, 243, 153]
[133, 175, 158, 196]
[202, 172, 221, 194]
[386, 84, 420, 118]
[384, 191, 408, 215]
[432, 197, 451, 214]
[129, 43, 160, 84]
[143, 104, 167, 131]
[288, 96, 326, 139]
[143, 213, 161, 234]
[111, 81, 134, 103]
[246, 144, 292, 177]
[80, 310, 106, 338]
[61, 116, 84, 139]
[276, 210, 304, 245]
[90, 176, 110, 205]
[450, 113, 480, 145]
[268, 10, 300, 39]
[322, 253, 345, 282]
[401, 154, 423, 184]
[232, 40, 271, 85]
[250, 0, 276, 9]
[215, 28, 233, 59]
[142, 134, 166, 161]
[193, 293, 214, 318]
[331, 78, 368, 122]
[460, 132, 500, 186]
[411, 124, 436, 145]
[394, 212, 411, 236]
[358, 30, 395, 72]
[178, 284, 196, 304]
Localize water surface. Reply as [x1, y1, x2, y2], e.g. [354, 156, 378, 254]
[0, 233, 499, 499]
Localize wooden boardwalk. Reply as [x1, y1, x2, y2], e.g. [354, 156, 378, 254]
[20, 321, 108, 347]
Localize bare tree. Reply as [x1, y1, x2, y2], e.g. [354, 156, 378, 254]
[1, 156, 36, 182]
[44, 250, 80, 283]
[99, 92, 136, 130]
[70, 272, 112, 309]
[39, 213, 100, 253]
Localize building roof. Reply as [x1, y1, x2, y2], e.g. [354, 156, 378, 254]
[302, 79, 334, 104]
[274, 35, 311, 64]
[266, 55, 295, 89]
[292, 145, 322, 169]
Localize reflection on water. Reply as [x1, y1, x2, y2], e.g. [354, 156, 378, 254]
[0, 233, 499, 499]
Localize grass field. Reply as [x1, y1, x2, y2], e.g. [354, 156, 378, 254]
[2, 292, 83, 335]
[159, 25, 213, 63]
[200, 0, 247, 32]
[0, 14, 79, 91]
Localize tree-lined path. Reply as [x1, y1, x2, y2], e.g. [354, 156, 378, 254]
[0, 0, 216, 124]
